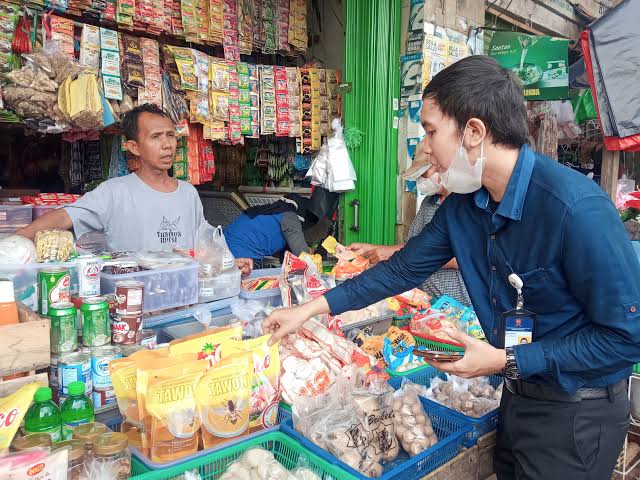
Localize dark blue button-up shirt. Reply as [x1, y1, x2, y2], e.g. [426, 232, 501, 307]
[326, 144, 640, 393]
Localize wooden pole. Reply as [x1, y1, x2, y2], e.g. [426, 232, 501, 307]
[601, 148, 620, 202]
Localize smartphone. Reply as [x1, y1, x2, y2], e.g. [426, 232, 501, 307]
[413, 349, 465, 362]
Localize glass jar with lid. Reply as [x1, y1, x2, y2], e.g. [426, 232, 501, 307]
[53, 440, 85, 480]
[91, 432, 131, 480]
[72, 422, 107, 456]
[10, 433, 52, 452]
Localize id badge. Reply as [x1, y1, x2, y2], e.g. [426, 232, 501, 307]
[501, 307, 536, 348]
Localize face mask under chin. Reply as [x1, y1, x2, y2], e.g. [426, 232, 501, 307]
[440, 126, 485, 194]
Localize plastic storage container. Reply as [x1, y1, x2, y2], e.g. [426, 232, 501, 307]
[101, 262, 198, 313]
[0, 204, 32, 233]
[341, 314, 393, 336]
[33, 205, 57, 219]
[198, 268, 241, 303]
[281, 399, 471, 480]
[239, 268, 282, 306]
[143, 297, 239, 330]
[0, 261, 79, 310]
[130, 431, 356, 479]
[161, 313, 236, 341]
[387, 367, 502, 448]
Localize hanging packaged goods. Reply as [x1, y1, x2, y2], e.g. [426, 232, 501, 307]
[0, 0, 343, 192]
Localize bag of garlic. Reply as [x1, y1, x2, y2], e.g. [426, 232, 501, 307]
[352, 379, 400, 464]
[392, 383, 439, 457]
[218, 447, 321, 480]
[292, 377, 383, 478]
[410, 375, 502, 418]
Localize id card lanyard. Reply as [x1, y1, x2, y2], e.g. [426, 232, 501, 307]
[501, 273, 537, 349]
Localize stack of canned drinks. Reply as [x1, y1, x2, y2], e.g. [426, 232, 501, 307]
[41, 256, 157, 409]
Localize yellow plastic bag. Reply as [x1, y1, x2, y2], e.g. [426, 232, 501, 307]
[223, 335, 280, 432]
[146, 361, 205, 463]
[195, 352, 252, 449]
[0, 383, 40, 453]
[169, 325, 242, 364]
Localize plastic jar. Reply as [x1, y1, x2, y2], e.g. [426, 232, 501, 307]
[10, 433, 52, 452]
[53, 440, 85, 480]
[92, 432, 131, 480]
[72, 422, 107, 457]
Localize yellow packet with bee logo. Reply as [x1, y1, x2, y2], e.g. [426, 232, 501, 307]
[136, 353, 192, 455]
[110, 357, 138, 424]
[146, 361, 206, 463]
[223, 336, 281, 432]
[195, 352, 252, 449]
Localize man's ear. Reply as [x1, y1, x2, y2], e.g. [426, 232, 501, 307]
[465, 117, 487, 148]
[125, 139, 140, 156]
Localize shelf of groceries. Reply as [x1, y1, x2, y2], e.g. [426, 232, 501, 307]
[0, 227, 502, 480]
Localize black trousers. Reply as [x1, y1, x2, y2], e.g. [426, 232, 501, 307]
[495, 384, 630, 480]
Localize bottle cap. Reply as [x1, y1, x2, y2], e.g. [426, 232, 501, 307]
[67, 381, 85, 396]
[0, 279, 15, 303]
[34, 387, 52, 402]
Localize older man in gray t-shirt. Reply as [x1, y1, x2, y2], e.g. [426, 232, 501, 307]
[17, 104, 208, 254]
[65, 172, 205, 251]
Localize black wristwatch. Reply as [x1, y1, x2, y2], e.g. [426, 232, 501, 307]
[503, 347, 522, 380]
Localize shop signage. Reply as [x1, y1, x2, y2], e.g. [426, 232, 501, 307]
[488, 32, 569, 101]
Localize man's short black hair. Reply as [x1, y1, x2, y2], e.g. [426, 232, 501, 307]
[423, 56, 529, 150]
[121, 103, 173, 141]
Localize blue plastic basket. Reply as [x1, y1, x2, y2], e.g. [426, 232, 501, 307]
[281, 398, 471, 480]
[388, 367, 502, 447]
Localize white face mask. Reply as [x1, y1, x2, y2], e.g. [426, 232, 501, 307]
[440, 125, 486, 194]
[416, 174, 441, 196]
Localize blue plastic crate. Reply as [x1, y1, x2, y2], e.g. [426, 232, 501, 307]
[388, 367, 502, 447]
[281, 397, 471, 480]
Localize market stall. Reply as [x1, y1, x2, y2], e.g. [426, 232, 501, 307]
[0, 214, 508, 479]
[0, 0, 349, 231]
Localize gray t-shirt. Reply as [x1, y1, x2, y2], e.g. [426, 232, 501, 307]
[65, 173, 205, 251]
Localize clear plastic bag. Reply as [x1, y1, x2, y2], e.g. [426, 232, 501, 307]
[293, 377, 383, 478]
[421, 375, 500, 418]
[392, 384, 438, 456]
[327, 119, 357, 192]
[219, 447, 288, 480]
[231, 299, 272, 338]
[306, 119, 357, 193]
[0, 447, 69, 480]
[279, 252, 335, 309]
[352, 379, 399, 463]
[0, 234, 36, 263]
[195, 222, 236, 277]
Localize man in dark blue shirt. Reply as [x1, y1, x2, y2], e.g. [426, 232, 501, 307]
[263, 56, 638, 479]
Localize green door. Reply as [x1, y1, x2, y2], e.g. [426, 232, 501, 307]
[340, 0, 401, 246]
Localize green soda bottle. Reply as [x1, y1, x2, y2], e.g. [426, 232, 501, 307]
[60, 381, 95, 440]
[24, 387, 62, 443]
